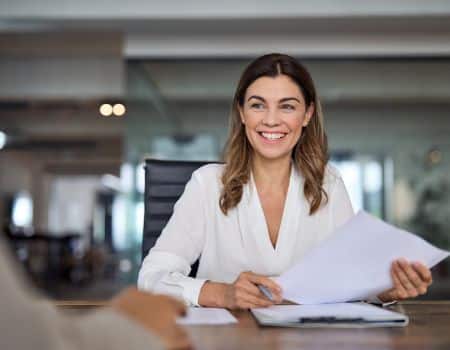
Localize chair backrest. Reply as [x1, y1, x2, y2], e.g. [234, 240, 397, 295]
[142, 159, 218, 277]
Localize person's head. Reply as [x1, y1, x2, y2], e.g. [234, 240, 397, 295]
[220, 53, 329, 215]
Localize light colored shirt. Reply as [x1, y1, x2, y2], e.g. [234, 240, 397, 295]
[138, 163, 354, 306]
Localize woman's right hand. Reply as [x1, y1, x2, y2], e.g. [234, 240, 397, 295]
[223, 271, 282, 309]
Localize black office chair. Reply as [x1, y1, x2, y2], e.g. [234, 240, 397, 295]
[142, 159, 218, 277]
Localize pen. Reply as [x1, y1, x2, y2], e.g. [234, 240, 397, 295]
[258, 285, 273, 301]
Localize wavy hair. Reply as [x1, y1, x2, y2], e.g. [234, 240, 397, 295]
[219, 53, 329, 216]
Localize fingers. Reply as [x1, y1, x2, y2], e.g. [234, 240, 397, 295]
[391, 263, 409, 299]
[243, 272, 282, 300]
[391, 259, 431, 299]
[397, 259, 423, 295]
[167, 297, 188, 316]
[230, 272, 283, 308]
[239, 278, 265, 296]
[139, 293, 187, 316]
[394, 260, 418, 297]
[237, 279, 275, 306]
[236, 290, 274, 308]
[412, 262, 433, 285]
[246, 272, 282, 292]
[111, 289, 193, 349]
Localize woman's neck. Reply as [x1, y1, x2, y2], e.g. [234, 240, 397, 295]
[251, 154, 292, 192]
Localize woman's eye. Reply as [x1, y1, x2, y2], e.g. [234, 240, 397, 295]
[281, 104, 295, 110]
[250, 103, 264, 109]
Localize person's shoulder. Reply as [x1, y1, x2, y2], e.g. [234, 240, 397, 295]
[192, 162, 224, 177]
[192, 162, 224, 187]
[323, 163, 344, 186]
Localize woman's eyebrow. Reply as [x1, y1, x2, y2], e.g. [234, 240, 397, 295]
[247, 95, 265, 102]
[279, 97, 301, 103]
[247, 95, 301, 103]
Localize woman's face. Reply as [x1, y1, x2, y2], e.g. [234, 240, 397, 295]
[239, 74, 314, 163]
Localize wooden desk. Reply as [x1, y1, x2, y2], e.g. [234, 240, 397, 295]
[57, 301, 450, 349]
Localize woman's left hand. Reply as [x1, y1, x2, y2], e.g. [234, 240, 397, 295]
[377, 258, 432, 303]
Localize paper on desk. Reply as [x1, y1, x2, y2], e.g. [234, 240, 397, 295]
[277, 210, 450, 304]
[177, 307, 238, 325]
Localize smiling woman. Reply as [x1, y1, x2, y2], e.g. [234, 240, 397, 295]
[220, 56, 326, 219]
[138, 53, 433, 309]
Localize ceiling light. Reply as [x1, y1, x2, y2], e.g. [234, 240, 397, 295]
[113, 103, 126, 117]
[99, 103, 113, 116]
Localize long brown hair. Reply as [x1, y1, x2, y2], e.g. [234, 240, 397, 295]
[219, 53, 329, 216]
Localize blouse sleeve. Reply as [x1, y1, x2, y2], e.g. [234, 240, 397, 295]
[137, 172, 208, 306]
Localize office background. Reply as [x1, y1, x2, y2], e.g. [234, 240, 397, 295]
[0, 1, 449, 299]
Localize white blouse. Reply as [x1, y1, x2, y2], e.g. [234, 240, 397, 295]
[138, 163, 354, 306]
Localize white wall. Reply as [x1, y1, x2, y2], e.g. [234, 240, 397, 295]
[0, 33, 124, 100]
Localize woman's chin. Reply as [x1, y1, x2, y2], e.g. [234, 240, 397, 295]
[253, 149, 292, 162]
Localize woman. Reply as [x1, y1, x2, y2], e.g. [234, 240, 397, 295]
[138, 53, 432, 309]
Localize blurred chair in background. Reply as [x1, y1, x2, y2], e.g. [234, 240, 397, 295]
[142, 159, 219, 277]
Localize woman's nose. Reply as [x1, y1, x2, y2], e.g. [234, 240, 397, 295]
[262, 109, 280, 126]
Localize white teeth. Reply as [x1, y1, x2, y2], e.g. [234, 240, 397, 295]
[261, 132, 285, 140]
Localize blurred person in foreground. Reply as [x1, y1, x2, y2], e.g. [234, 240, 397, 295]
[0, 241, 191, 350]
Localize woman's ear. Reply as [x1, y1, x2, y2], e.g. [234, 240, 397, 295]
[303, 103, 315, 127]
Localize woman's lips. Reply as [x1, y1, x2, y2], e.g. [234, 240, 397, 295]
[257, 131, 287, 144]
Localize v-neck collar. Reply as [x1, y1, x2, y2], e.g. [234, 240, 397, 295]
[251, 165, 292, 252]
[237, 163, 305, 274]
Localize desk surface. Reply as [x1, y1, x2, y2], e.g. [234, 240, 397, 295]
[57, 300, 450, 350]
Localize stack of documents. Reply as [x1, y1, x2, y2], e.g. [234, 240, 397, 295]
[251, 303, 409, 328]
[276, 211, 450, 304]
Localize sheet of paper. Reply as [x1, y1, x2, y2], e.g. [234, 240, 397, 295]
[276, 210, 450, 304]
[177, 307, 238, 325]
[252, 303, 407, 322]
